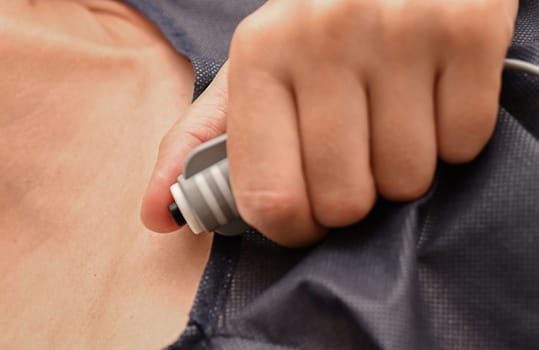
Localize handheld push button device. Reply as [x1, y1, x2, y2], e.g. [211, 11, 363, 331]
[168, 134, 250, 236]
[168, 59, 539, 237]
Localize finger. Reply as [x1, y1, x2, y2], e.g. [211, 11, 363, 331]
[227, 64, 326, 247]
[370, 60, 437, 201]
[435, 1, 516, 164]
[295, 64, 375, 227]
[436, 45, 505, 164]
[141, 63, 229, 233]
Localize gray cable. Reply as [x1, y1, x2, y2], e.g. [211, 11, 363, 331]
[504, 58, 539, 78]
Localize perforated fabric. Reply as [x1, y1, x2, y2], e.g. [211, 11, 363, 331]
[119, 1, 539, 349]
[121, 0, 265, 97]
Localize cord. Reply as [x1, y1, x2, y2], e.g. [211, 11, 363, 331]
[504, 58, 539, 78]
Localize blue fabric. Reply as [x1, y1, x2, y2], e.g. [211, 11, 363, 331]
[121, 0, 265, 98]
[120, 1, 539, 349]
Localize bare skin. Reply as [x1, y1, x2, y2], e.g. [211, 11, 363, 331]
[0, 0, 520, 347]
[0, 1, 211, 349]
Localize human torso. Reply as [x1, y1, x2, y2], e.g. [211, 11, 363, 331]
[0, 1, 211, 349]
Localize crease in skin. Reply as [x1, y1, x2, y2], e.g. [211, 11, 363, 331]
[0, 0, 164, 48]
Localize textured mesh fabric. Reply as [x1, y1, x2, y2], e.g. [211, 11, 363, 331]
[121, 0, 265, 97]
[119, 1, 539, 349]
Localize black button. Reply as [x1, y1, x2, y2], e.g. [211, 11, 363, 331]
[168, 202, 187, 226]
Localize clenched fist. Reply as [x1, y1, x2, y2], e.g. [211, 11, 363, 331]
[142, 0, 519, 247]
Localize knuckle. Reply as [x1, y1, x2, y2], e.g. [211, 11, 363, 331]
[332, 1, 382, 33]
[305, 0, 381, 50]
[230, 9, 295, 69]
[446, 21, 483, 49]
[439, 130, 494, 165]
[313, 184, 376, 227]
[439, 101, 498, 164]
[440, 2, 501, 51]
[233, 15, 265, 46]
[468, 101, 499, 134]
[235, 187, 301, 229]
[157, 134, 172, 156]
[378, 170, 433, 202]
[157, 132, 186, 159]
[439, 145, 481, 164]
[184, 115, 226, 144]
[312, 0, 364, 26]
[272, 226, 328, 249]
[158, 128, 197, 159]
[231, 15, 273, 63]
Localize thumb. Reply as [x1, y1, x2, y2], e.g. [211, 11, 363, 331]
[141, 63, 229, 233]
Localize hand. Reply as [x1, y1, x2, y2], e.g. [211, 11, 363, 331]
[142, 0, 518, 247]
[141, 64, 229, 233]
[225, 0, 518, 246]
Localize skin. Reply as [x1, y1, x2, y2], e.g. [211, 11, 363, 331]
[0, 1, 211, 349]
[0, 0, 520, 347]
[142, 0, 520, 247]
